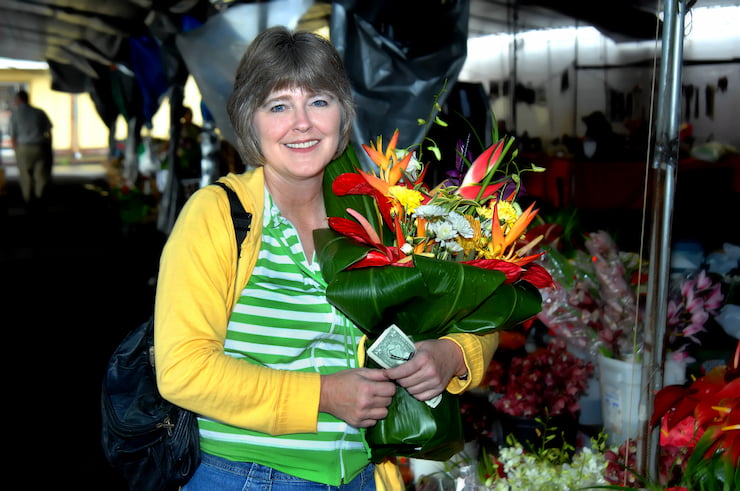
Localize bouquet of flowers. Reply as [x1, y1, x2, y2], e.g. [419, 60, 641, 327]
[315, 123, 553, 461]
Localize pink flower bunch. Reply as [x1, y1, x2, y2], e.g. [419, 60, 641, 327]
[666, 269, 724, 362]
[488, 339, 594, 419]
[604, 439, 642, 487]
[537, 230, 646, 360]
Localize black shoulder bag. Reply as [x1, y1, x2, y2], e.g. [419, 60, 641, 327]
[101, 182, 252, 491]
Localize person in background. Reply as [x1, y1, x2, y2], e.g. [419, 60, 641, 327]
[154, 26, 498, 491]
[9, 89, 53, 212]
[177, 105, 202, 180]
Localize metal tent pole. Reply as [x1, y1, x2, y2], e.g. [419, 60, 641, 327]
[638, 0, 687, 479]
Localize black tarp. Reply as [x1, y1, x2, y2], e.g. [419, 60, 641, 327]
[330, 0, 470, 170]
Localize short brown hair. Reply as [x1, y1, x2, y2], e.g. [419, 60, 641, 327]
[227, 26, 356, 167]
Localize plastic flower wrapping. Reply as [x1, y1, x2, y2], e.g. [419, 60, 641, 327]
[315, 125, 553, 462]
[536, 230, 647, 361]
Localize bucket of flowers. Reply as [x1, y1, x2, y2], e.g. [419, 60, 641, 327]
[315, 112, 553, 462]
[483, 338, 594, 452]
[602, 340, 739, 490]
[535, 230, 649, 444]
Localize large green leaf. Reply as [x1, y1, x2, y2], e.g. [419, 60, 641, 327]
[365, 387, 463, 462]
[325, 264, 427, 336]
[322, 253, 541, 341]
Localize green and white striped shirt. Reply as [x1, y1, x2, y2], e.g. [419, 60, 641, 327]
[198, 190, 370, 485]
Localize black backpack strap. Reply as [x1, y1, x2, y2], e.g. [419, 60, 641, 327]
[212, 181, 252, 255]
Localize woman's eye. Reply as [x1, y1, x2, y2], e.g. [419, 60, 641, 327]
[270, 103, 286, 113]
[311, 98, 328, 108]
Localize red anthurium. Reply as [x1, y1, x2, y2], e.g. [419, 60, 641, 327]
[693, 377, 740, 430]
[519, 263, 554, 289]
[328, 216, 378, 247]
[651, 342, 740, 470]
[333, 172, 395, 230]
[651, 384, 697, 428]
[464, 258, 525, 283]
[332, 172, 375, 196]
[347, 249, 401, 269]
[328, 213, 404, 269]
[660, 415, 699, 447]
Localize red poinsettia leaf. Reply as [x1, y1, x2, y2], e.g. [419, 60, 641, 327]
[333, 172, 373, 196]
[519, 264, 554, 288]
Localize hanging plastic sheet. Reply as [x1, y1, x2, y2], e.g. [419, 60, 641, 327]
[175, 0, 313, 156]
[330, 0, 470, 170]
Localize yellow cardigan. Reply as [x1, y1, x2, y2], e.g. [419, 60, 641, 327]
[154, 168, 499, 490]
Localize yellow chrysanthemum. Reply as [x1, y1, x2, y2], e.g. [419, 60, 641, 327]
[388, 186, 424, 213]
[494, 200, 520, 233]
[476, 206, 493, 220]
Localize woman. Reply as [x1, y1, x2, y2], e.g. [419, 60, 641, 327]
[154, 26, 498, 490]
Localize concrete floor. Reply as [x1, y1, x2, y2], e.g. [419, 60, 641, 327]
[1, 164, 166, 489]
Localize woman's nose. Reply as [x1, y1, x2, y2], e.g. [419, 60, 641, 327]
[293, 106, 311, 131]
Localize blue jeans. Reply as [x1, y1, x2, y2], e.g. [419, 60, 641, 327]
[182, 452, 376, 491]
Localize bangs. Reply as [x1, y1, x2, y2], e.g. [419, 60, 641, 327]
[266, 56, 343, 99]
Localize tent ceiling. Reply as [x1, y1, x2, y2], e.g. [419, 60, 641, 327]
[2, 0, 737, 68]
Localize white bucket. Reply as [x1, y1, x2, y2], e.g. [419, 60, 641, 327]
[578, 375, 603, 426]
[598, 355, 645, 446]
[664, 357, 688, 386]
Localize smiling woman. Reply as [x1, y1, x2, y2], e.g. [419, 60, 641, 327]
[152, 25, 502, 491]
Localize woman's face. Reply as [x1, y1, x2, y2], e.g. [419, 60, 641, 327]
[253, 86, 341, 183]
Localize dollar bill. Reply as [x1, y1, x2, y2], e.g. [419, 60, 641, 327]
[367, 324, 441, 408]
[367, 324, 416, 369]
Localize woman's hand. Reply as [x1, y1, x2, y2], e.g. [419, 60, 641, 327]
[383, 339, 466, 402]
[319, 368, 396, 428]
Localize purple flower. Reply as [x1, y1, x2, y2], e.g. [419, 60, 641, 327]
[443, 139, 472, 187]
